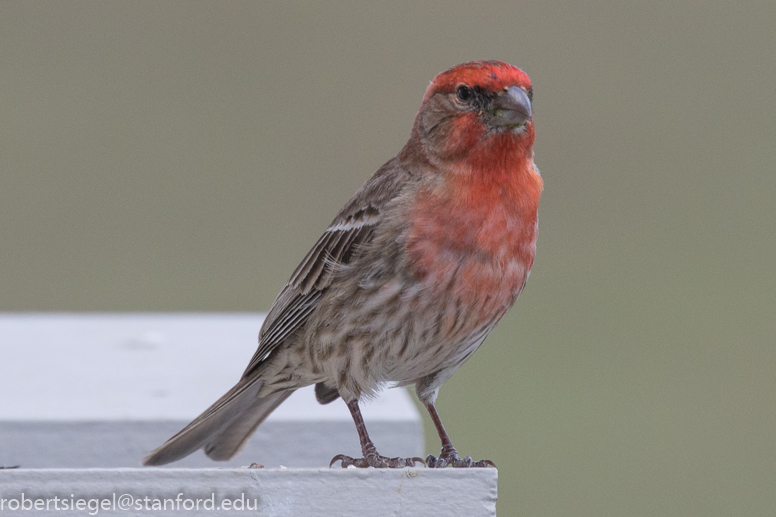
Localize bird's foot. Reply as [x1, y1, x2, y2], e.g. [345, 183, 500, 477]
[330, 453, 426, 468]
[426, 446, 496, 468]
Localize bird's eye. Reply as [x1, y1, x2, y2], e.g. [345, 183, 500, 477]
[456, 85, 473, 103]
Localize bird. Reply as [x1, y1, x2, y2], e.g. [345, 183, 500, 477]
[142, 60, 542, 469]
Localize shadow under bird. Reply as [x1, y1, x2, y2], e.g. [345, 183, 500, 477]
[143, 60, 541, 469]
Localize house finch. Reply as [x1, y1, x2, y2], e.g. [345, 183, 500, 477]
[143, 60, 541, 469]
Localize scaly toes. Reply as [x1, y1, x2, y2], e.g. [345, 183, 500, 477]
[425, 454, 447, 468]
[449, 456, 497, 468]
[330, 454, 426, 468]
[473, 459, 497, 468]
[426, 452, 496, 468]
[385, 456, 426, 468]
[330, 454, 367, 468]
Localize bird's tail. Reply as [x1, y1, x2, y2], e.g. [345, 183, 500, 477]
[142, 379, 292, 466]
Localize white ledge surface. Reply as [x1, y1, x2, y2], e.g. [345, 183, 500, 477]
[0, 313, 423, 468]
[0, 468, 498, 517]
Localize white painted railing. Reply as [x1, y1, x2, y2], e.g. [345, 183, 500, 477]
[0, 314, 497, 516]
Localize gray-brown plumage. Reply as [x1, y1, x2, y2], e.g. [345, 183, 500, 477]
[142, 61, 541, 468]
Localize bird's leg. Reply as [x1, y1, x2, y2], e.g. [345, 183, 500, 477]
[330, 399, 425, 468]
[425, 402, 496, 468]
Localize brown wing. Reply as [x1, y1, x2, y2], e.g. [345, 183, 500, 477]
[242, 158, 410, 377]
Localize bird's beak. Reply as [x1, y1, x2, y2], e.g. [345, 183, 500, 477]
[487, 86, 532, 128]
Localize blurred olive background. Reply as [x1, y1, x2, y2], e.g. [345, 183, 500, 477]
[1, 1, 775, 515]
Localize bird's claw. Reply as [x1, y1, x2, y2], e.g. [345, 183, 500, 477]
[330, 454, 426, 468]
[425, 453, 496, 468]
[329, 454, 363, 468]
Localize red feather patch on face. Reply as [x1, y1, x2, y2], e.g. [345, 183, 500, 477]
[405, 60, 541, 295]
[423, 61, 532, 102]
